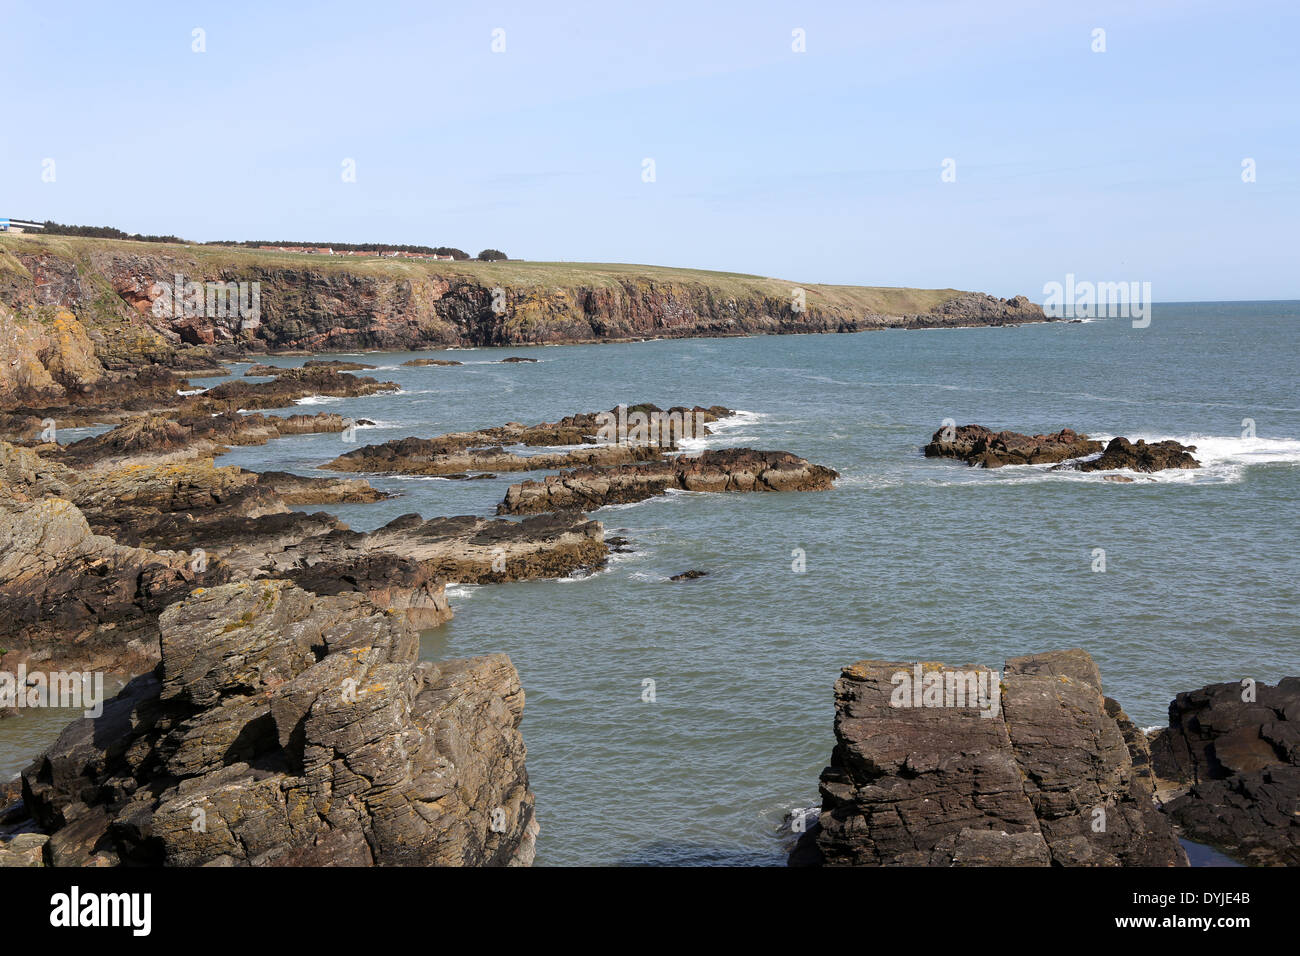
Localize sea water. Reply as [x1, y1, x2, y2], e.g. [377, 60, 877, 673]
[3, 302, 1297, 865]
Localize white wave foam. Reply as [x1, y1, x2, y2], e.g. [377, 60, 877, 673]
[595, 489, 693, 511]
[444, 583, 481, 599]
[293, 394, 345, 405]
[555, 565, 611, 583]
[1126, 433, 1300, 468]
[677, 409, 767, 451]
[605, 549, 643, 564]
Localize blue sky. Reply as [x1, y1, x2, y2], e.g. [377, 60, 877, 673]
[4, 0, 1297, 299]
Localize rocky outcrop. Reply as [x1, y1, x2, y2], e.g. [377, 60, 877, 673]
[1067, 437, 1201, 473]
[14, 580, 538, 866]
[51, 411, 365, 468]
[790, 649, 1187, 867]
[324, 403, 733, 475]
[7, 447, 612, 632]
[508, 403, 732, 447]
[0, 305, 104, 405]
[225, 512, 610, 586]
[925, 292, 1042, 324]
[403, 358, 463, 366]
[669, 570, 708, 582]
[1150, 678, 1300, 866]
[924, 425, 1102, 468]
[182, 367, 398, 415]
[499, 448, 839, 514]
[328, 436, 663, 476]
[925, 426, 1203, 473]
[0, 496, 224, 673]
[1, 432, 615, 664]
[245, 359, 375, 375]
[257, 470, 389, 505]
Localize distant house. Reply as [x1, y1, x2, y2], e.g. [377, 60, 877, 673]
[0, 219, 45, 234]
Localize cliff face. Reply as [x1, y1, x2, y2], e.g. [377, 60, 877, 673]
[0, 235, 1047, 405]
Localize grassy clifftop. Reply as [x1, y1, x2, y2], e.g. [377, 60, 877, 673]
[0, 232, 1044, 407]
[0, 232, 963, 316]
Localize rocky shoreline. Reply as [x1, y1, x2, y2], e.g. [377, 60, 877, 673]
[0, 239, 1292, 869]
[0, 350, 845, 865]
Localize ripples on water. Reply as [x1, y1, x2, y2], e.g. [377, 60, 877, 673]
[4, 303, 1298, 865]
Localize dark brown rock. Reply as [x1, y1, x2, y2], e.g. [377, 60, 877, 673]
[1070, 436, 1200, 473]
[924, 424, 1102, 468]
[499, 448, 838, 514]
[1150, 677, 1300, 865]
[669, 570, 709, 582]
[182, 367, 397, 415]
[0, 495, 227, 673]
[791, 650, 1187, 867]
[324, 403, 734, 475]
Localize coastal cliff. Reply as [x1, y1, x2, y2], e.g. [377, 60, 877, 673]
[1, 233, 1047, 405]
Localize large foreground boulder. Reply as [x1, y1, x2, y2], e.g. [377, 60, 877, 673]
[17, 580, 538, 866]
[1150, 677, 1300, 865]
[790, 649, 1186, 867]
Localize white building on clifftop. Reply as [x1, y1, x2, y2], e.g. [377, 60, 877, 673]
[0, 219, 46, 234]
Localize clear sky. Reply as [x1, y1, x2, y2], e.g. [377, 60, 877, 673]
[5, 0, 1297, 300]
